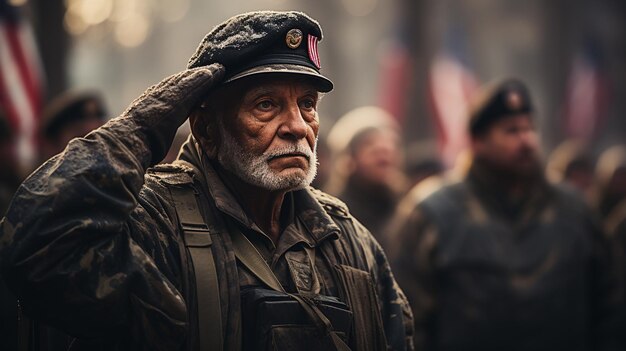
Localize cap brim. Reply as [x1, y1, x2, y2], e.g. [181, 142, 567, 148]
[223, 63, 333, 92]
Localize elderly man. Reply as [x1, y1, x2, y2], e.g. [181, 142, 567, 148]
[0, 11, 412, 351]
[389, 79, 620, 351]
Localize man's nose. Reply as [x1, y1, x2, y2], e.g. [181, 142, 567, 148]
[278, 103, 308, 140]
[521, 129, 535, 142]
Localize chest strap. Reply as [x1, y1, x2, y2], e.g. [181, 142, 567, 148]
[168, 183, 223, 351]
[227, 220, 286, 293]
[227, 221, 350, 351]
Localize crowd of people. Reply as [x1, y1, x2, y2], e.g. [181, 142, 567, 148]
[0, 10, 624, 351]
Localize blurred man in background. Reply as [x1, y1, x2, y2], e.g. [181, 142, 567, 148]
[40, 90, 107, 160]
[325, 106, 406, 241]
[546, 139, 595, 199]
[592, 144, 626, 221]
[593, 145, 626, 342]
[389, 78, 621, 351]
[404, 140, 444, 189]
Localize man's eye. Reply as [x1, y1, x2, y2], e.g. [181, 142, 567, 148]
[300, 99, 315, 110]
[257, 100, 273, 110]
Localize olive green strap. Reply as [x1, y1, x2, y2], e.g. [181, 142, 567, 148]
[229, 225, 350, 351]
[290, 294, 351, 351]
[227, 222, 286, 293]
[169, 185, 223, 351]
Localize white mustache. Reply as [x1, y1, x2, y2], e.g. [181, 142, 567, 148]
[264, 145, 313, 161]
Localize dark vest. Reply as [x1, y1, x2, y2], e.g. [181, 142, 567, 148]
[420, 181, 595, 351]
[149, 163, 390, 351]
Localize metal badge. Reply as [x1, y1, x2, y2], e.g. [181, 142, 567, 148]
[285, 28, 303, 49]
[506, 91, 523, 110]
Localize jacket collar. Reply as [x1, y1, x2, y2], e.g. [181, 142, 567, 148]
[177, 136, 339, 246]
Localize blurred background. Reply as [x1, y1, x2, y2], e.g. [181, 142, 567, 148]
[0, 0, 624, 174]
[1, 3, 625, 349]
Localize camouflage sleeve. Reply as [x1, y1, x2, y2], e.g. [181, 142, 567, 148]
[0, 66, 223, 350]
[387, 205, 439, 351]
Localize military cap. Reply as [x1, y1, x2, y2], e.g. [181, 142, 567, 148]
[41, 91, 107, 138]
[469, 78, 533, 135]
[188, 11, 333, 92]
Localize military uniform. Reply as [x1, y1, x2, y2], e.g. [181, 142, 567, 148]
[0, 11, 413, 351]
[390, 162, 619, 351]
[388, 79, 620, 351]
[0, 124, 412, 351]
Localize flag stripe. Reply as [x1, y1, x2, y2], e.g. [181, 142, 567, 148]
[428, 55, 477, 167]
[0, 22, 38, 166]
[19, 22, 44, 91]
[5, 21, 40, 112]
[562, 38, 607, 142]
[308, 35, 320, 69]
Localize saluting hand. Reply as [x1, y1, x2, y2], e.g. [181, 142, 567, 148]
[104, 63, 225, 165]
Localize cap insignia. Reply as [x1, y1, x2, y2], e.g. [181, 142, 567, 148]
[308, 34, 321, 69]
[506, 91, 523, 110]
[285, 29, 303, 49]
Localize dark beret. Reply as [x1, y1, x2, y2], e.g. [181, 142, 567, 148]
[41, 91, 107, 137]
[469, 78, 533, 136]
[188, 11, 333, 92]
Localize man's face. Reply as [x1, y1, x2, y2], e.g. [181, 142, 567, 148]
[217, 76, 320, 191]
[351, 129, 402, 187]
[472, 114, 541, 176]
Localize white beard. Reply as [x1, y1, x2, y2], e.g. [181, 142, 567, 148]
[217, 123, 318, 191]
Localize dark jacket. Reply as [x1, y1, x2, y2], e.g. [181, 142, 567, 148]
[389, 162, 621, 351]
[0, 111, 413, 350]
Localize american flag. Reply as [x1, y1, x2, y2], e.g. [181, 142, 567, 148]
[428, 23, 478, 168]
[562, 37, 608, 142]
[308, 34, 321, 69]
[377, 39, 412, 125]
[0, 0, 44, 169]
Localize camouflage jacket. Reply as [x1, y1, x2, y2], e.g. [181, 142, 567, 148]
[388, 162, 622, 351]
[0, 112, 413, 350]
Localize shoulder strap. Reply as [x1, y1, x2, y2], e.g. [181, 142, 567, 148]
[228, 222, 350, 351]
[226, 220, 285, 292]
[167, 182, 223, 351]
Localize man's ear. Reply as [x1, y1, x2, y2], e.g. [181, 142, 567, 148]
[189, 107, 220, 159]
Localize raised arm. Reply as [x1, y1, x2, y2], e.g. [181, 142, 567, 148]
[0, 65, 223, 349]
